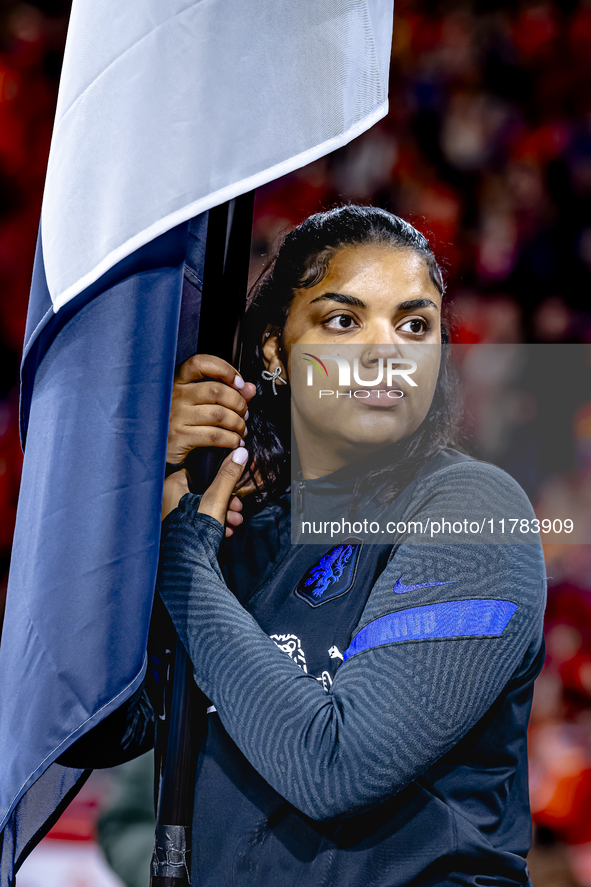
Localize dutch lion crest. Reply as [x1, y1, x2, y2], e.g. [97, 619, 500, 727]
[306, 544, 354, 597]
[295, 539, 362, 608]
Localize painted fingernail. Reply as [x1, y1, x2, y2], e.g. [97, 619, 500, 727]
[244, 410, 249, 420]
[232, 446, 248, 465]
[239, 438, 245, 446]
[243, 426, 248, 436]
[234, 375, 245, 389]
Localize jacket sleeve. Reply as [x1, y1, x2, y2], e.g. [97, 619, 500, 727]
[157, 463, 546, 821]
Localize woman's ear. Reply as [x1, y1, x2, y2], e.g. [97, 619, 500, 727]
[262, 326, 286, 375]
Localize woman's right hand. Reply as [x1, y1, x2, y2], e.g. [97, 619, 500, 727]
[167, 354, 257, 465]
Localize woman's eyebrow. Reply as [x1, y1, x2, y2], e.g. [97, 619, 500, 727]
[309, 294, 438, 311]
[396, 298, 438, 310]
[309, 292, 366, 307]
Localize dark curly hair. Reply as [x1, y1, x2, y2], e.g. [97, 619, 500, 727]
[240, 204, 462, 509]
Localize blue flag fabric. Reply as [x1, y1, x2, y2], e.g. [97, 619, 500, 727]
[0, 221, 189, 886]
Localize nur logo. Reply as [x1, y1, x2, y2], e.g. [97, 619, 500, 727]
[302, 353, 329, 383]
[302, 353, 418, 388]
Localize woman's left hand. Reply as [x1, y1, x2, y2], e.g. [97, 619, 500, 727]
[162, 447, 249, 536]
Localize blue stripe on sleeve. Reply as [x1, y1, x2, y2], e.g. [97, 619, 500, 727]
[343, 599, 518, 662]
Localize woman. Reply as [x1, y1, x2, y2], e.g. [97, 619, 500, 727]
[157, 206, 546, 886]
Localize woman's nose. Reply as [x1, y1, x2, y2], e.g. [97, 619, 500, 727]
[360, 342, 402, 367]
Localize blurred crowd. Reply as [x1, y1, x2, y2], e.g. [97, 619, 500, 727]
[254, 0, 591, 345]
[0, 1, 591, 885]
[0, 0, 69, 622]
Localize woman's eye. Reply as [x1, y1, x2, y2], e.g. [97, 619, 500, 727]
[399, 318, 428, 335]
[323, 314, 357, 330]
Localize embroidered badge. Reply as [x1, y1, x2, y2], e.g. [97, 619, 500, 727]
[295, 539, 362, 608]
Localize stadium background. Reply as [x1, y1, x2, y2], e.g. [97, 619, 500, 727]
[0, 1, 590, 885]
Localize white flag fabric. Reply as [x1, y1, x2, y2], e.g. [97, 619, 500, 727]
[42, 0, 394, 311]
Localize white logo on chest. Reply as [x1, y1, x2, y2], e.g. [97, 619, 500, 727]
[328, 645, 343, 661]
[270, 634, 308, 673]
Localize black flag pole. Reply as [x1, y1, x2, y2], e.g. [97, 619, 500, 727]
[150, 191, 256, 887]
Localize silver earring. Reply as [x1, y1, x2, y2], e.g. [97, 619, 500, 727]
[262, 366, 287, 395]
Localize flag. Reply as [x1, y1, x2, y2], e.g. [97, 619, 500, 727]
[0, 2, 394, 884]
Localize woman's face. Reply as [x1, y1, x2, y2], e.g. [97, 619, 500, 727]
[266, 244, 443, 478]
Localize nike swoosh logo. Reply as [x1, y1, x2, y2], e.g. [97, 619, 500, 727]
[394, 576, 460, 594]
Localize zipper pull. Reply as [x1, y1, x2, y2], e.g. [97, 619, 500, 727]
[296, 479, 306, 517]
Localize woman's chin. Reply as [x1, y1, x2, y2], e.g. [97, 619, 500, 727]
[336, 426, 411, 456]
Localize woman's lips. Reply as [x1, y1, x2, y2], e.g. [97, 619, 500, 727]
[348, 388, 405, 406]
